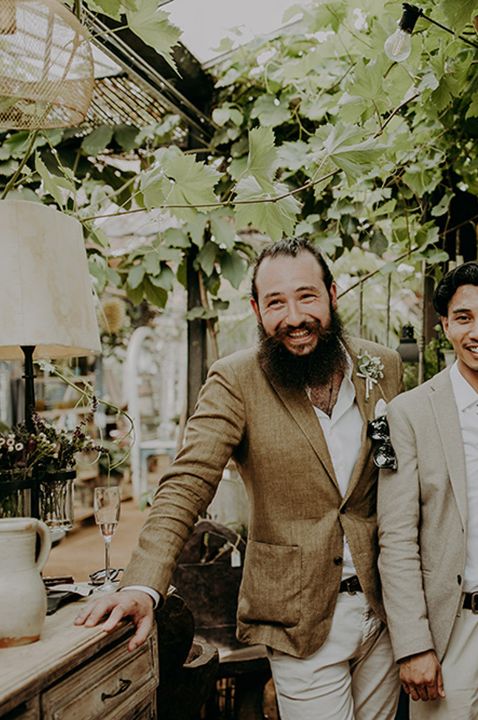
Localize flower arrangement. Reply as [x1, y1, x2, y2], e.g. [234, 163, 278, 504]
[0, 412, 103, 480]
[0, 412, 104, 525]
[0, 361, 133, 524]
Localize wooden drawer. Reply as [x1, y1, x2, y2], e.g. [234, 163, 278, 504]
[41, 633, 158, 720]
[128, 696, 157, 720]
[2, 697, 40, 720]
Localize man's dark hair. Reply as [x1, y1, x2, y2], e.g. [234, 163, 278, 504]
[433, 261, 478, 316]
[250, 237, 334, 302]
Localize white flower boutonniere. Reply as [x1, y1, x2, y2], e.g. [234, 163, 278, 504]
[357, 351, 384, 401]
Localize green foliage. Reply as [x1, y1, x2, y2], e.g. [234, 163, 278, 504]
[0, 0, 476, 323]
[126, 2, 182, 70]
[141, 146, 221, 221]
[83, 0, 181, 68]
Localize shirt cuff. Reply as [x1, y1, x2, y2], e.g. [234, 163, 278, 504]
[120, 585, 162, 609]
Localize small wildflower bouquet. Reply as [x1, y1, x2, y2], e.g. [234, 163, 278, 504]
[0, 413, 102, 478]
[0, 412, 104, 525]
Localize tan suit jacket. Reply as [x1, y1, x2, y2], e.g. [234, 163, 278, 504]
[123, 337, 402, 658]
[378, 368, 466, 663]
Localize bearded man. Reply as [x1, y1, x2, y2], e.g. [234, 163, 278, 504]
[76, 238, 402, 719]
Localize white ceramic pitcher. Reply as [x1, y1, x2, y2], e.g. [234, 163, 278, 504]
[0, 517, 51, 647]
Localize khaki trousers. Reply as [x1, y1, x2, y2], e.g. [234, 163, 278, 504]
[412, 603, 478, 720]
[268, 592, 400, 720]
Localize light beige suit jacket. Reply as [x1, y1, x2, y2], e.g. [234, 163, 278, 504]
[123, 338, 402, 658]
[378, 368, 466, 663]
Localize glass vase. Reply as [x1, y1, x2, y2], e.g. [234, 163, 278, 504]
[39, 470, 75, 531]
[0, 472, 32, 519]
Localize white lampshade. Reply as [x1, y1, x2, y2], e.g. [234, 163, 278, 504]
[0, 200, 101, 360]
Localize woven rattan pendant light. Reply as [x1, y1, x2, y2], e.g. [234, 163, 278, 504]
[0, 0, 94, 129]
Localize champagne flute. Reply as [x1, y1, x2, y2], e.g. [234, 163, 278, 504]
[93, 486, 121, 592]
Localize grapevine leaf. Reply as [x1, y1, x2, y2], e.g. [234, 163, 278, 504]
[127, 264, 145, 290]
[234, 177, 301, 241]
[143, 278, 168, 307]
[126, 2, 182, 70]
[219, 251, 247, 289]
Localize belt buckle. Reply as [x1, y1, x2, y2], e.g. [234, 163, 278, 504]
[345, 577, 357, 596]
[471, 592, 478, 614]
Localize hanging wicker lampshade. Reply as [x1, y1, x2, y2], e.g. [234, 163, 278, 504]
[0, 0, 94, 129]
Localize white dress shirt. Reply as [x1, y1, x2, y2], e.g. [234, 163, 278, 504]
[449, 362, 478, 593]
[311, 358, 363, 579]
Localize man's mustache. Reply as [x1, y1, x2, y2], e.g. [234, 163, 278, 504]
[273, 319, 325, 342]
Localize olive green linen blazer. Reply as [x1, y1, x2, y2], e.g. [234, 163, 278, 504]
[378, 368, 467, 663]
[123, 337, 402, 658]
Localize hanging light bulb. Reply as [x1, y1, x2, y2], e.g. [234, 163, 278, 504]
[384, 3, 422, 62]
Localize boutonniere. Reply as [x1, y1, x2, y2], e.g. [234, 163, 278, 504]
[357, 351, 384, 401]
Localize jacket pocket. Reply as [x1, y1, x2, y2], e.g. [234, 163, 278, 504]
[237, 540, 301, 627]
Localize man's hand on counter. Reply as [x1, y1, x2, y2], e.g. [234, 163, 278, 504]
[74, 589, 154, 652]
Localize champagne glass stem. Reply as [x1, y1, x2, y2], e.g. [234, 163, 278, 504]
[104, 537, 112, 587]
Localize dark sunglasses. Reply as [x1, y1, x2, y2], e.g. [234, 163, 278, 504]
[89, 567, 124, 586]
[367, 417, 397, 471]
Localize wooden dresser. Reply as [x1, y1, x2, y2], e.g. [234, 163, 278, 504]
[0, 602, 159, 720]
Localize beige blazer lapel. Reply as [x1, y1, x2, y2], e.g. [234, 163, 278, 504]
[264, 371, 339, 491]
[343, 355, 376, 502]
[428, 369, 467, 528]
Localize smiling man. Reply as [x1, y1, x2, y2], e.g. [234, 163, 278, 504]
[378, 261, 478, 719]
[76, 238, 402, 719]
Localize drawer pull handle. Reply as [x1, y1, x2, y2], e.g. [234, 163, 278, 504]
[101, 678, 132, 701]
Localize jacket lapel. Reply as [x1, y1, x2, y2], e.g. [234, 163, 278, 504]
[263, 370, 339, 491]
[342, 351, 376, 502]
[428, 369, 467, 528]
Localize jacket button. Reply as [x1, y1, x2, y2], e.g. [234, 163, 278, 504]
[334, 556, 343, 566]
[457, 574, 462, 585]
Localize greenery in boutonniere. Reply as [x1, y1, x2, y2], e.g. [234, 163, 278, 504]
[357, 352, 385, 401]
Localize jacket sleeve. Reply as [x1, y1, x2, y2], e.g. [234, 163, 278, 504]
[377, 399, 434, 662]
[121, 357, 246, 595]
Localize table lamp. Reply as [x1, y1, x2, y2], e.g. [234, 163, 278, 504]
[0, 199, 101, 517]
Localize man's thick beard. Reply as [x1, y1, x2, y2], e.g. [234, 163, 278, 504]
[258, 309, 348, 391]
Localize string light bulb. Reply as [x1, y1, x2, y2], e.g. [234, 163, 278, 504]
[384, 3, 422, 62]
[384, 2, 478, 63]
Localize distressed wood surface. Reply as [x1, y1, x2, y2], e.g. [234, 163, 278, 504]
[0, 600, 158, 718]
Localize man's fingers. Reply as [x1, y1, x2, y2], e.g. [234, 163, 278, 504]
[75, 597, 115, 626]
[100, 604, 128, 632]
[404, 683, 422, 702]
[437, 667, 446, 698]
[417, 685, 429, 702]
[74, 590, 154, 648]
[127, 615, 153, 652]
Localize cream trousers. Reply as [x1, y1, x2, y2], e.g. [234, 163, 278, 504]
[411, 602, 478, 720]
[268, 592, 400, 720]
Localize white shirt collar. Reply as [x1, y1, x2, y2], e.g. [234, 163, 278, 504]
[449, 361, 478, 412]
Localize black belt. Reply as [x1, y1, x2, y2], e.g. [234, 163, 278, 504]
[463, 592, 478, 613]
[339, 575, 362, 594]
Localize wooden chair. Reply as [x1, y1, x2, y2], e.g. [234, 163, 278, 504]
[155, 591, 219, 720]
[171, 520, 272, 720]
